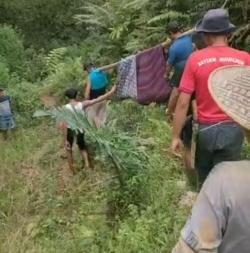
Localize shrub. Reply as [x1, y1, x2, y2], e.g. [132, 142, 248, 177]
[8, 81, 42, 115]
[0, 25, 25, 74]
[41, 57, 83, 100]
[0, 62, 11, 87]
[23, 47, 47, 82]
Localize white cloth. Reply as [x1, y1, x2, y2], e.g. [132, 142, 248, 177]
[65, 102, 83, 113]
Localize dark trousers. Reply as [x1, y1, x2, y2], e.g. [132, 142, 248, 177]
[67, 128, 86, 150]
[195, 122, 244, 185]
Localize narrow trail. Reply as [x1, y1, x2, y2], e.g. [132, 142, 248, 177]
[0, 103, 194, 252]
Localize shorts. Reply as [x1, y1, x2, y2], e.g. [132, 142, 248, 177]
[195, 122, 244, 185]
[181, 115, 193, 149]
[0, 115, 15, 131]
[90, 87, 106, 99]
[67, 128, 86, 150]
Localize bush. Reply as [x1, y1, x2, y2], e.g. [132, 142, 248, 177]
[0, 62, 11, 87]
[0, 25, 25, 74]
[41, 57, 83, 100]
[8, 81, 42, 115]
[23, 47, 47, 82]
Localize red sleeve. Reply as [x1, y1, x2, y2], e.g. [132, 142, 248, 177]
[179, 56, 196, 94]
[246, 53, 250, 65]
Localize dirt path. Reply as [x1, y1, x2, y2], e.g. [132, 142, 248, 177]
[41, 95, 58, 108]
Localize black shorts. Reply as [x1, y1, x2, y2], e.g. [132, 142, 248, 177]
[67, 128, 86, 150]
[90, 87, 106, 99]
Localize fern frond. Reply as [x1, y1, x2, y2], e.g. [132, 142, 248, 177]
[124, 0, 150, 10]
[45, 47, 67, 74]
[148, 11, 189, 24]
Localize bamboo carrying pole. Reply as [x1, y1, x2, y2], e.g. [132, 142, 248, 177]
[99, 28, 195, 71]
[98, 0, 232, 71]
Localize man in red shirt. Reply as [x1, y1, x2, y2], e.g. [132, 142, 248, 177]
[171, 8, 250, 185]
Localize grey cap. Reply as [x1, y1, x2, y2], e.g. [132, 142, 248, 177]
[196, 8, 235, 33]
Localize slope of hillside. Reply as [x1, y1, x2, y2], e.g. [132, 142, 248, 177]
[0, 101, 191, 253]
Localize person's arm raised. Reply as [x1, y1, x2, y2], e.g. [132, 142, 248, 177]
[84, 77, 91, 99]
[82, 85, 117, 108]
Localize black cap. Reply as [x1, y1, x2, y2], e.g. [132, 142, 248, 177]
[167, 21, 182, 33]
[83, 63, 95, 71]
[65, 88, 78, 99]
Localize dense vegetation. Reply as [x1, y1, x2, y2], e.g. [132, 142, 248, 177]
[0, 0, 249, 252]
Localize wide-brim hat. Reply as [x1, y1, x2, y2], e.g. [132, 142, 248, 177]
[208, 65, 250, 142]
[196, 8, 236, 33]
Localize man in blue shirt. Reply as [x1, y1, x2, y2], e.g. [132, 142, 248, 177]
[166, 21, 194, 120]
[84, 63, 109, 100]
[83, 63, 115, 128]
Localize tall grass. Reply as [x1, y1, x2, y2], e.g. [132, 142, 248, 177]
[1, 101, 193, 253]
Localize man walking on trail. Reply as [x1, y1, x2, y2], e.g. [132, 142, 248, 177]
[172, 65, 250, 253]
[0, 88, 15, 140]
[171, 9, 250, 185]
[165, 21, 194, 120]
[165, 21, 197, 185]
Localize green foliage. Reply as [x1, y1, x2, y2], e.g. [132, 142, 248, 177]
[2, 103, 189, 253]
[0, 0, 250, 252]
[0, 0, 89, 48]
[3, 100, 250, 252]
[23, 48, 47, 82]
[8, 81, 42, 116]
[0, 25, 25, 73]
[0, 62, 10, 87]
[42, 57, 83, 99]
[75, 0, 250, 56]
[35, 104, 150, 210]
[45, 47, 67, 74]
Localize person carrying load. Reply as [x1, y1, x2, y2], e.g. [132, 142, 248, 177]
[171, 8, 250, 186]
[84, 63, 115, 128]
[165, 21, 194, 121]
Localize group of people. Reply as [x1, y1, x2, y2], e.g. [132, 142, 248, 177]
[1, 7, 250, 252]
[63, 8, 250, 252]
[168, 8, 250, 253]
[62, 64, 116, 173]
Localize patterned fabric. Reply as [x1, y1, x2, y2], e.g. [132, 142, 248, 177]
[136, 46, 171, 104]
[117, 55, 137, 99]
[0, 98, 15, 130]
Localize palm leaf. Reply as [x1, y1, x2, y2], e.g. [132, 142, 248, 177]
[34, 107, 149, 188]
